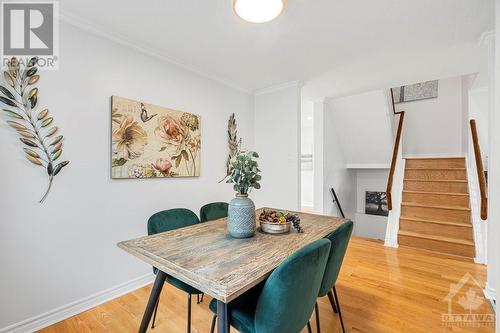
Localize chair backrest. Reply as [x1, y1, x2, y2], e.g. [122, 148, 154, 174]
[254, 239, 331, 333]
[147, 208, 200, 235]
[199, 202, 229, 222]
[318, 220, 353, 296]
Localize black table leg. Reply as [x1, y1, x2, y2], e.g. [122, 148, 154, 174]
[139, 270, 167, 333]
[216, 300, 230, 333]
[187, 294, 192, 333]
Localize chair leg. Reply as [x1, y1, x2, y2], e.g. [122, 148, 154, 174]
[197, 293, 205, 304]
[314, 302, 321, 333]
[210, 315, 217, 333]
[327, 290, 338, 313]
[151, 294, 160, 329]
[307, 321, 312, 333]
[201, 293, 204, 303]
[187, 294, 192, 333]
[333, 286, 346, 333]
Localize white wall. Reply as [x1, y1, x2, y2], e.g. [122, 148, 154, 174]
[301, 100, 314, 209]
[313, 101, 325, 214]
[354, 169, 389, 240]
[326, 90, 393, 166]
[469, 85, 489, 162]
[464, 73, 489, 264]
[318, 89, 394, 224]
[0, 23, 254, 330]
[322, 103, 356, 219]
[253, 84, 301, 211]
[396, 76, 465, 157]
[488, 6, 498, 308]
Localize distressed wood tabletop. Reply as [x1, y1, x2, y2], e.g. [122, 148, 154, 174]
[118, 208, 348, 303]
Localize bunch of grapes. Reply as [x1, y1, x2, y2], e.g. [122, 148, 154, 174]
[286, 214, 304, 233]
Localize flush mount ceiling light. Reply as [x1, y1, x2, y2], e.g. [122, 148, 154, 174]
[233, 0, 286, 23]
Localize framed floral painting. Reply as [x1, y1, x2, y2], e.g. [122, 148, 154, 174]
[111, 96, 201, 179]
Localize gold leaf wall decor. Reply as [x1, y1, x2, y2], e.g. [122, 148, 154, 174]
[0, 57, 70, 203]
[225, 113, 241, 175]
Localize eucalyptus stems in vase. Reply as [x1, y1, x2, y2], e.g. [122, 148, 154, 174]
[225, 151, 262, 195]
[0, 57, 69, 203]
[225, 151, 262, 238]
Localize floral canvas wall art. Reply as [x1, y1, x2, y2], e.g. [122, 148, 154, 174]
[111, 96, 201, 179]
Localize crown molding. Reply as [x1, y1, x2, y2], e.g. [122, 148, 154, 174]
[311, 97, 326, 104]
[59, 10, 252, 94]
[479, 30, 494, 46]
[324, 96, 335, 104]
[253, 80, 301, 96]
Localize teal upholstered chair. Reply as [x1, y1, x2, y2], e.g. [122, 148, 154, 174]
[208, 239, 332, 333]
[148, 208, 203, 333]
[200, 202, 229, 222]
[315, 220, 354, 333]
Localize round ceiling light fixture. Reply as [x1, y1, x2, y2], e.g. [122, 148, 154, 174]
[233, 0, 286, 23]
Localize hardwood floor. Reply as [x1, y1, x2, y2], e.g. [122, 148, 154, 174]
[40, 237, 494, 333]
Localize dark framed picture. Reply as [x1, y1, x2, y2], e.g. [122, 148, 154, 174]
[392, 80, 438, 104]
[365, 191, 389, 216]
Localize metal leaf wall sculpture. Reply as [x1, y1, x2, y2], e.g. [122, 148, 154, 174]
[225, 113, 241, 175]
[0, 57, 69, 203]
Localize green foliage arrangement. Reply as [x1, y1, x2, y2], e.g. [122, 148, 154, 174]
[226, 151, 262, 195]
[0, 57, 69, 203]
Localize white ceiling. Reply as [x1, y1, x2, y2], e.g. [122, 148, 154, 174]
[61, 0, 494, 97]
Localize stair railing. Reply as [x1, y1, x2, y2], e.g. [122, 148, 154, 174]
[469, 119, 487, 220]
[386, 88, 405, 210]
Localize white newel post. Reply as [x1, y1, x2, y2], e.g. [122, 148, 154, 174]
[384, 138, 404, 248]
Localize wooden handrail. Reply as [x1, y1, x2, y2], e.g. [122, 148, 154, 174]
[386, 110, 405, 210]
[386, 88, 405, 210]
[470, 119, 488, 220]
[390, 87, 397, 114]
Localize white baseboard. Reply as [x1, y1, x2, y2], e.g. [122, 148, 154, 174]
[484, 283, 497, 301]
[345, 163, 390, 169]
[0, 273, 154, 333]
[384, 237, 399, 248]
[483, 284, 496, 312]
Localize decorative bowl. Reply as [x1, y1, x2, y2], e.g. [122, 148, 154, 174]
[260, 220, 291, 234]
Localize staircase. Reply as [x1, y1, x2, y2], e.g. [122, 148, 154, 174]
[398, 157, 475, 258]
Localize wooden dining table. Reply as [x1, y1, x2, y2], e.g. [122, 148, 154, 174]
[117, 208, 348, 333]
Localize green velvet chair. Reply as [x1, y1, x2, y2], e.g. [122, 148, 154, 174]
[148, 208, 204, 333]
[200, 202, 229, 222]
[208, 239, 332, 333]
[315, 220, 354, 333]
